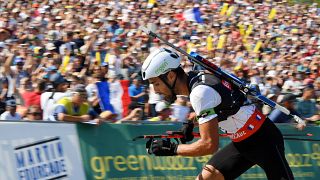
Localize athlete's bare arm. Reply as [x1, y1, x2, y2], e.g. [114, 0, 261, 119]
[176, 118, 219, 156]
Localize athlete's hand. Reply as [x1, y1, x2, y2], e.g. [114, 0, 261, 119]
[180, 121, 194, 144]
[146, 139, 178, 156]
[295, 123, 306, 131]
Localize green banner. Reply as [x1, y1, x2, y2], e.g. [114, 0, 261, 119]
[77, 123, 320, 180]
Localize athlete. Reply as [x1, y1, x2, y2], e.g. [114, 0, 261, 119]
[141, 47, 295, 180]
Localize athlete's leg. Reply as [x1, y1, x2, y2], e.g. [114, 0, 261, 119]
[196, 164, 224, 180]
[236, 119, 294, 180]
[256, 144, 293, 180]
[197, 142, 255, 180]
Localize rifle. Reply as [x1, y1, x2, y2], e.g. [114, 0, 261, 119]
[139, 26, 305, 126]
[133, 131, 317, 142]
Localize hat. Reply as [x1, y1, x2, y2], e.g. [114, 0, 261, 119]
[6, 99, 17, 107]
[101, 62, 108, 67]
[280, 94, 297, 103]
[155, 102, 170, 112]
[72, 84, 87, 93]
[46, 43, 56, 50]
[266, 70, 277, 78]
[14, 57, 24, 64]
[49, 73, 68, 86]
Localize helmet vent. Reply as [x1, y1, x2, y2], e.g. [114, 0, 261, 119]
[170, 53, 178, 59]
[142, 72, 146, 79]
[164, 48, 172, 53]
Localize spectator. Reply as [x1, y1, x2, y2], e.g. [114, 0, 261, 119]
[0, 77, 9, 114]
[52, 84, 100, 123]
[148, 84, 162, 117]
[0, 99, 22, 120]
[296, 86, 320, 122]
[21, 79, 46, 108]
[24, 105, 42, 121]
[129, 78, 146, 104]
[269, 94, 302, 123]
[171, 95, 190, 122]
[149, 101, 172, 122]
[41, 73, 70, 120]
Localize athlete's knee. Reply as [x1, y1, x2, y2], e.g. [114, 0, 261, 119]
[196, 165, 224, 180]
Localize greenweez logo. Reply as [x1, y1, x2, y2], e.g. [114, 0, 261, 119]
[14, 137, 68, 180]
[155, 61, 168, 75]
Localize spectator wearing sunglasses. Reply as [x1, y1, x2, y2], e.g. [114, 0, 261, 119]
[24, 105, 42, 121]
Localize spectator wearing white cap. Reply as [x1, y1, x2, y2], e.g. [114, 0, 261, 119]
[148, 101, 172, 122]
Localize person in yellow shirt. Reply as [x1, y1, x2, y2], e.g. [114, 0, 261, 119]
[53, 84, 100, 123]
[148, 101, 173, 122]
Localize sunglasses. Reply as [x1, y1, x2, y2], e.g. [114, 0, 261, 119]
[29, 112, 42, 116]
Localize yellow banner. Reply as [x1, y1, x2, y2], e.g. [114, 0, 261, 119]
[187, 42, 195, 54]
[268, 8, 277, 21]
[95, 51, 101, 66]
[206, 36, 213, 51]
[104, 53, 110, 63]
[239, 24, 245, 36]
[217, 35, 226, 49]
[253, 41, 262, 53]
[148, 0, 156, 5]
[226, 6, 234, 17]
[245, 24, 253, 37]
[220, 3, 229, 16]
[60, 55, 70, 73]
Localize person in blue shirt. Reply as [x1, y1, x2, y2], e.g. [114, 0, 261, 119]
[129, 78, 146, 104]
[269, 94, 302, 123]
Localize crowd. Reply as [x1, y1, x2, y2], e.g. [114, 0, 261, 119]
[0, 0, 319, 124]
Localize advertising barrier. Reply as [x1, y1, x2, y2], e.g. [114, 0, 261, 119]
[0, 121, 86, 180]
[77, 123, 320, 180]
[1, 121, 319, 180]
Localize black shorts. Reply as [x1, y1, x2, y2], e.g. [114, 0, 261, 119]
[208, 119, 294, 180]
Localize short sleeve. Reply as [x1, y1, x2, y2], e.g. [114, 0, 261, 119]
[190, 85, 222, 124]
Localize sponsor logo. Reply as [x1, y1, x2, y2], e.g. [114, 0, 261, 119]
[155, 61, 169, 75]
[229, 131, 246, 139]
[14, 137, 68, 180]
[221, 80, 232, 90]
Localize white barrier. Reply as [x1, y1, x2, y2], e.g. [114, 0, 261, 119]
[0, 121, 86, 180]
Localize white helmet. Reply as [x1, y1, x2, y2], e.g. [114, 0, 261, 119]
[141, 48, 181, 80]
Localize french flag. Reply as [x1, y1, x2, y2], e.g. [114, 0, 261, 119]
[176, 7, 204, 24]
[247, 124, 254, 130]
[256, 115, 262, 121]
[96, 80, 131, 118]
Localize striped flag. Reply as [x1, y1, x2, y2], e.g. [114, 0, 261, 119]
[182, 7, 204, 24]
[248, 124, 255, 130]
[96, 80, 131, 118]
